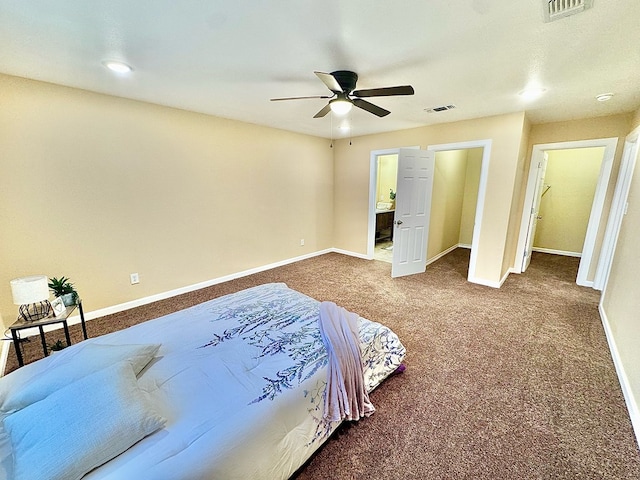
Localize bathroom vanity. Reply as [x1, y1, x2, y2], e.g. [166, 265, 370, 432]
[375, 210, 395, 242]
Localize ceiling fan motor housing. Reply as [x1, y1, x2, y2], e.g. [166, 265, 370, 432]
[271, 70, 413, 118]
[331, 70, 358, 93]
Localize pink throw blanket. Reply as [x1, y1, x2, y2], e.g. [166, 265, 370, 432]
[318, 301, 375, 422]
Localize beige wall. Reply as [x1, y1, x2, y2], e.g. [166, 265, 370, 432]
[601, 109, 640, 437]
[0, 74, 334, 328]
[528, 114, 632, 281]
[502, 116, 532, 275]
[429, 150, 467, 258]
[633, 108, 640, 129]
[376, 154, 398, 204]
[459, 148, 483, 246]
[427, 148, 482, 258]
[534, 147, 605, 253]
[334, 112, 526, 285]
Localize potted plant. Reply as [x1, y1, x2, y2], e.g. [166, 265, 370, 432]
[48, 276, 78, 306]
[48, 339, 67, 353]
[389, 189, 396, 209]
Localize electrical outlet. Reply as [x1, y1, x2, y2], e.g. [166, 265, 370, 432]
[300, 238, 305, 246]
[130, 273, 139, 284]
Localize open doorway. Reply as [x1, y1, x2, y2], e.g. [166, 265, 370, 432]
[532, 147, 604, 258]
[595, 129, 640, 290]
[427, 140, 491, 285]
[367, 147, 419, 262]
[516, 138, 618, 288]
[368, 148, 435, 278]
[425, 147, 483, 272]
[368, 140, 492, 285]
[372, 153, 398, 263]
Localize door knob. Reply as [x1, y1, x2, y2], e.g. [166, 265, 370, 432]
[395, 220, 403, 225]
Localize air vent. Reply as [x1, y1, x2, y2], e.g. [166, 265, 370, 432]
[425, 104, 456, 113]
[543, 0, 593, 23]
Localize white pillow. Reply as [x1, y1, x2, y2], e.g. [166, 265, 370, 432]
[1, 342, 161, 413]
[4, 361, 165, 480]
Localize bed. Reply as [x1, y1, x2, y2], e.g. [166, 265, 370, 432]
[0, 283, 405, 480]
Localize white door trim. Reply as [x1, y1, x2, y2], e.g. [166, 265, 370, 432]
[595, 127, 640, 291]
[515, 138, 618, 287]
[368, 146, 419, 259]
[427, 139, 492, 285]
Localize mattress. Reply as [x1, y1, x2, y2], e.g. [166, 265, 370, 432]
[0, 283, 405, 480]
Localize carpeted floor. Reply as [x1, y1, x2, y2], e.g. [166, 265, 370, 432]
[4, 249, 640, 479]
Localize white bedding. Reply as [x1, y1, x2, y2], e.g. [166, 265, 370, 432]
[0, 283, 405, 480]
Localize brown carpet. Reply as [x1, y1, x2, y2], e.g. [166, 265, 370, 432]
[4, 249, 640, 479]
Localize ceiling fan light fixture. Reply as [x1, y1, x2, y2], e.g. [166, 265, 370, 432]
[329, 98, 352, 116]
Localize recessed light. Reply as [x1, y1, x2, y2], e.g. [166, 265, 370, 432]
[102, 60, 133, 74]
[595, 93, 614, 102]
[519, 87, 546, 101]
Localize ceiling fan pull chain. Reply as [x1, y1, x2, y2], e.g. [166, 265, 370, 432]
[350, 110, 352, 146]
[330, 113, 333, 148]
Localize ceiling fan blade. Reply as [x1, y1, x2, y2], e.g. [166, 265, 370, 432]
[270, 95, 331, 101]
[353, 85, 414, 98]
[352, 98, 390, 117]
[313, 103, 332, 118]
[314, 71, 343, 93]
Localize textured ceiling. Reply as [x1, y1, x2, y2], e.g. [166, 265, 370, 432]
[1, 0, 639, 138]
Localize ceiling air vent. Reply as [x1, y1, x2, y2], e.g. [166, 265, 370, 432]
[425, 104, 456, 113]
[543, 0, 593, 23]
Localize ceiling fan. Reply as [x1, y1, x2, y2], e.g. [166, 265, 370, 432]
[270, 71, 414, 118]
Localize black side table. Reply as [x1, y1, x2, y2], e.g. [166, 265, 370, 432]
[9, 300, 87, 367]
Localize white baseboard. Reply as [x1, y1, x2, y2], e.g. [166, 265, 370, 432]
[84, 248, 334, 321]
[598, 303, 640, 446]
[1, 248, 334, 375]
[331, 248, 371, 260]
[532, 247, 582, 257]
[531, 248, 594, 288]
[467, 268, 512, 289]
[469, 278, 501, 288]
[426, 243, 504, 288]
[426, 244, 459, 266]
[468, 275, 502, 288]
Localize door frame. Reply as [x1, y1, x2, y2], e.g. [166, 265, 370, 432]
[515, 137, 618, 287]
[427, 139, 492, 285]
[367, 146, 419, 259]
[595, 128, 640, 290]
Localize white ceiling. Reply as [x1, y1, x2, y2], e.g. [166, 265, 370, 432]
[1, 1, 639, 139]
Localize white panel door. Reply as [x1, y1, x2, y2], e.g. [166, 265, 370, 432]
[521, 153, 548, 272]
[391, 149, 435, 278]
